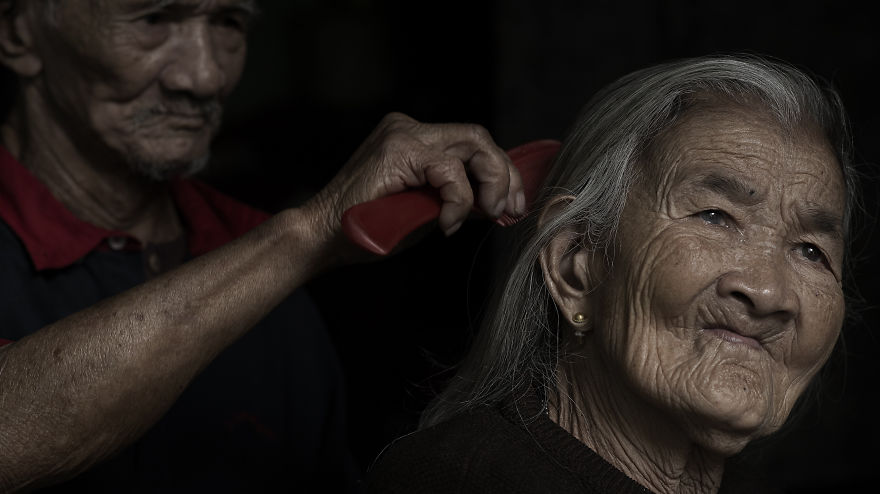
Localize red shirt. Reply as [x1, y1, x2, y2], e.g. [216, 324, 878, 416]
[0, 145, 270, 347]
[0, 146, 355, 490]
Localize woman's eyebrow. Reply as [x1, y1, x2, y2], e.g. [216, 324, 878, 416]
[695, 174, 843, 240]
[800, 206, 843, 241]
[695, 173, 761, 205]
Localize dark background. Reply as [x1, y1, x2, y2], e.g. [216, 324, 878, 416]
[5, 0, 877, 491]
[198, 0, 880, 491]
[203, 0, 880, 491]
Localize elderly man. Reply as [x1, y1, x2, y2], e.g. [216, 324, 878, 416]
[0, 1, 523, 491]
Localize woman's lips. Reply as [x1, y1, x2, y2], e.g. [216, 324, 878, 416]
[702, 328, 762, 350]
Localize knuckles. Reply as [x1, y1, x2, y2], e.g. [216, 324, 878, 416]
[377, 112, 418, 135]
[378, 112, 495, 148]
[374, 131, 422, 166]
[359, 112, 507, 208]
[464, 123, 492, 145]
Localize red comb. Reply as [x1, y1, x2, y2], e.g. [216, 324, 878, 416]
[341, 139, 561, 255]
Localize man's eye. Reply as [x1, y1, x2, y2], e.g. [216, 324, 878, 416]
[698, 209, 729, 227]
[220, 15, 246, 31]
[214, 10, 253, 34]
[141, 12, 168, 25]
[132, 11, 172, 45]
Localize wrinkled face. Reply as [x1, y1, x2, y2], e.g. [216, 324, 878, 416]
[30, 0, 255, 179]
[592, 104, 846, 453]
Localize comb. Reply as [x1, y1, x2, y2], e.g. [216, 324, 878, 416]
[341, 139, 561, 255]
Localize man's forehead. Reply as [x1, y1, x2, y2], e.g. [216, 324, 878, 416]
[99, 0, 258, 13]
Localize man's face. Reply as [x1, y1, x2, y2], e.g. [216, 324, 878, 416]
[29, 0, 256, 179]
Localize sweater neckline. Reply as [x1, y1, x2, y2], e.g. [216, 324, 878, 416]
[499, 389, 653, 493]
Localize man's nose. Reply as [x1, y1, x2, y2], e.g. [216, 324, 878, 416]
[161, 22, 226, 99]
[716, 249, 799, 320]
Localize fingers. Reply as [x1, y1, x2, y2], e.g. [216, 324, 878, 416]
[507, 160, 525, 217]
[415, 121, 526, 219]
[445, 144, 509, 217]
[348, 112, 524, 238]
[463, 147, 526, 219]
[421, 155, 474, 236]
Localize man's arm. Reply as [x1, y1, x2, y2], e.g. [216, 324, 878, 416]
[0, 113, 524, 492]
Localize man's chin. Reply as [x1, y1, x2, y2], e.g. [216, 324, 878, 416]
[126, 153, 211, 182]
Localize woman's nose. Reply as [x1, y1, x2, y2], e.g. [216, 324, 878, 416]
[716, 252, 799, 320]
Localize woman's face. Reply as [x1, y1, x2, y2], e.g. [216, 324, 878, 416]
[592, 104, 845, 453]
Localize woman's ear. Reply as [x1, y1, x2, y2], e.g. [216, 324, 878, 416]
[538, 195, 599, 331]
[0, 1, 43, 77]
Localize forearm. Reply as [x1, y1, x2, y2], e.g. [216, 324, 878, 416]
[0, 208, 328, 491]
[0, 110, 523, 492]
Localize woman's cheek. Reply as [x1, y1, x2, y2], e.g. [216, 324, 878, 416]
[638, 231, 719, 317]
[595, 231, 709, 374]
[784, 281, 843, 373]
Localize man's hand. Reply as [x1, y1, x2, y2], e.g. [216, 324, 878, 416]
[303, 112, 525, 261]
[0, 112, 523, 491]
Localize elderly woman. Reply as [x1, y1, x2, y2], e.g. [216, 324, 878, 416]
[366, 54, 856, 493]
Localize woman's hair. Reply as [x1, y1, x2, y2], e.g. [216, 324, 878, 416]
[420, 54, 858, 428]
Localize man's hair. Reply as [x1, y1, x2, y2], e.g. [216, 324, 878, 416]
[420, 54, 858, 429]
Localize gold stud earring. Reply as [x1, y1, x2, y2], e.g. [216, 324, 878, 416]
[572, 313, 587, 340]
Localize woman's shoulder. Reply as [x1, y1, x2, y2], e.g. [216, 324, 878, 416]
[364, 405, 584, 493]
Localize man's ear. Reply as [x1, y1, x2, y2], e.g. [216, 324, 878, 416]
[0, 0, 42, 77]
[538, 195, 600, 333]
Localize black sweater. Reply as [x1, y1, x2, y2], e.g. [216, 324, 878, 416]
[366, 392, 651, 493]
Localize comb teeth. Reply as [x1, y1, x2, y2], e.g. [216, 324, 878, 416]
[494, 212, 526, 227]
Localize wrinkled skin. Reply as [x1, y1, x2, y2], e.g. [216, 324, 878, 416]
[550, 103, 845, 493]
[4, 0, 522, 242]
[0, 1, 525, 490]
[27, 0, 253, 179]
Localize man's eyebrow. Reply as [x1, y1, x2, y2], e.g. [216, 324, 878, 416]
[123, 0, 259, 15]
[234, 0, 259, 16]
[695, 173, 761, 205]
[124, 0, 174, 10]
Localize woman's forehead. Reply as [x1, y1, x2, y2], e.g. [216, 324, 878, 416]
[642, 104, 846, 213]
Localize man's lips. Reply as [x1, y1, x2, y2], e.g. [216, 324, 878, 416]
[159, 112, 212, 130]
[162, 112, 208, 121]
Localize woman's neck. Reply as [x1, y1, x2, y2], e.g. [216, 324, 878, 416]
[550, 355, 726, 494]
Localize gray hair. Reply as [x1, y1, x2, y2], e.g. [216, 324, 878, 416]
[420, 54, 857, 428]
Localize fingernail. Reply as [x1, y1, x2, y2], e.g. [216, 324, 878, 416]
[493, 199, 507, 218]
[516, 191, 526, 215]
[507, 186, 519, 211]
[445, 220, 463, 236]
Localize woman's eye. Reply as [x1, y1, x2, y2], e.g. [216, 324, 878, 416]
[698, 209, 729, 227]
[797, 243, 827, 264]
